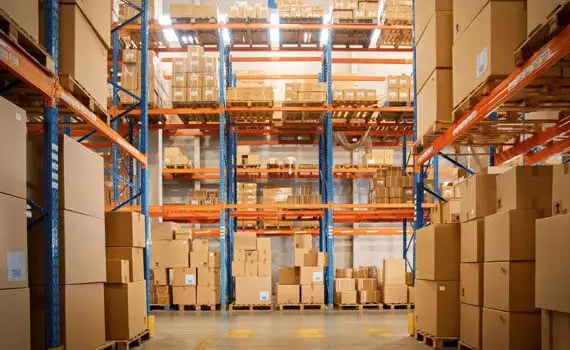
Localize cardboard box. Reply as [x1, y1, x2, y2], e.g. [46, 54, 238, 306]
[258, 259, 271, 277]
[359, 290, 380, 304]
[528, 0, 566, 34]
[383, 285, 409, 304]
[356, 278, 377, 291]
[172, 267, 197, 286]
[245, 250, 259, 262]
[294, 248, 310, 266]
[334, 278, 356, 292]
[304, 250, 327, 267]
[104, 281, 147, 340]
[300, 267, 324, 285]
[415, 280, 459, 337]
[460, 263, 483, 306]
[0, 194, 27, 289]
[452, 2, 527, 108]
[335, 268, 353, 278]
[279, 267, 300, 285]
[208, 252, 220, 267]
[496, 166, 554, 217]
[482, 308, 541, 350]
[191, 239, 209, 252]
[541, 309, 570, 350]
[457, 173, 497, 222]
[553, 164, 570, 215]
[107, 260, 130, 284]
[172, 286, 196, 305]
[152, 240, 189, 268]
[484, 261, 536, 312]
[106, 247, 144, 282]
[0, 287, 30, 349]
[484, 209, 540, 262]
[417, 69, 453, 143]
[231, 260, 245, 277]
[1, 0, 39, 40]
[151, 268, 168, 285]
[245, 260, 258, 277]
[382, 258, 406, 285]
[234, 232, 257, 252]
[460, 219, 484, 263]
[452, 0, 488, 42]
[536, 213, 570, 313]
[335, 290, 357, 305]
[294, 233, 312, 249]
[197, 267, 219, 286]
[190, 251, 209, 268]
[415, 0, 453, 42]
[276, 284, 300, 304]
[460, 303, 482, 349]
[105, 212, 145, 248]
[257, 237, 271, 254]
[416, 224, 460, 280]
[0, 97, 26, 199]
[416, 11, 453, 91]
[235, 276, 272, 304]
[197, 285, 220, 305]
[151, 222, 179, 241]
[302, 284, 325, 304]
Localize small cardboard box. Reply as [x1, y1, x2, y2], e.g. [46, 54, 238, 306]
[105, 211, 145, 248]
[457, 173, 497, 222]
[151, 240, 189, 269]
[300, 267, 324, 285]
[483, 261, 537, 312]
[172, 267, 197, 286]
[334, 278, 355, 291]
[359, 290, 380, 304]
[278, 267, 300, 285]
[276, 284, 300, 304]
[382, 285, 408, 304]
[356, 278, 377, 291]
[496, 166, 553, 217]
[106, 247, 144, 282]
[416, 224, 460, 280]
[335, 268, 353, 278]
[235, 276, 272, 304]
[460, 219, 484, 263]
[151, 222, 180, 241]
[197, 285, 220, 305]
[191, 239, 209, 252]
[106, 259, 130, 284]
[482, 308, 540, 350]
[294, 248, 310, 267]
[301, 284, 324, 304]
[460, 303, 482, 349]
[303, 250, 327, 267]
[174, 228, 192, 240]
[151, 268, 168, 285]
[484, 209, 540, 262]
[335, 290, 357, 305]
[172, 286, 196, 305]
[460, 263, 483, 306]
[234, 232, 257, 251]
[197, 267, 219, 286]
[190, 251, 208, 268]
[383, 258, 406, 285]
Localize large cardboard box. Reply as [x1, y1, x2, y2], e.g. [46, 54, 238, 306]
[197, 267, 220, 286]
[482, 308, 541, 350]
[54, 0, 111, 46]
[460, 303, 482, 349]
[452, 2, 527, 108]
[452, 0, 492, 41]
[151, 222, 179, 241]
[197, 285, 220, 305]
[106, 247, 144, 282]
[294, 233, 313, 249]
[382, 285, 408, 304]
[300, 267, 324, 285]
[335, 290, 357, 305]
[417, 69, 453, 140]
[496, 166, 553, 217]
[278, 267, 300, 284]
[359, 290, 380, 304]
[460, 263, 483, 306]
[382, 258, 406, 285]
[172, 286, 196, 305]
[416, 11, 453, 91]
[276, 284, 300, 304]
[235, 276, 271, 304]
[106, 260, 130, 283]
[553, 164, 570, 215]
[105, 212, 145, 248]
[172, 267, 197, 287]
[414, 0, 453, 43]
[356, 278, 377, 291]
[0, 288, 30, 350]
[484, 209, 540, 262]
[190, 251, 209, 268]
[484, 261, 536, 312]
[0, 0, 39, 40]
[527, 0, 566, 35]
[0, 97, 26, 199]
[151, 240, 190, 268]
[457, 173, 497, 222]
[0, 194, 27, 289]
[542, 309, 570, 350]
[29, 210, 105, 285]
[301, 284, 325, 304]
[294, 248, 310, 266]
[415, 280, 459, 337]
[104, 281, 147, 340]
[416, 224, 460, 280]
[536, 213, 570, 313]
[234, 232, 257, 252]
[460, 219, 484, 263]
[334, 278, 356, 291]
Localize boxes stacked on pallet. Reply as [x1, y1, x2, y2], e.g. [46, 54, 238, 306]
[226, 87, 274, 105]
[118, 0, 163, 23]
[28, 134, 106, 349]
[368, 166, 414, 204]
[238, 183, 258, 229]
[385, 75, 413, 104]
[263, 187, 294, 228]
[189, 189, 219, 206]
[0, 97, 30, 349]
[164, 147, 192, 168]
[193, 240, 221, 306]
[334, 267, 381, 305]
[104, 212, 148, 340]
[382, 259, 408, 305]
[233, 233, 272, 305]
[229, 2, 269, 21]
[169, 3, 218, 21]
[536, 164, 570, 350]
[121, 49, 170, 108]
[279, 0, 324, 20]
[283, 82, 327, 104]
[170, 46, 219, 105]
[286, 185, 322, 206]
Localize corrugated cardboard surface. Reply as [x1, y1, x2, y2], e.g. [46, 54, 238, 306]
[334, 290, 357, 304]
[197, 267, 220, 286]
[383, 258, 406, 285]
[277, 284, 300, 304]
[105, 212, 146, 248]
[172, 286, 196, 305]
[460, 219, 484, 263]
[542, 309, 570, 350]
[104, 281, 147, 340]
[235, 276, 272, 304]
[553, 164, 570, 215]
[527, 0, 565, 35]
[151, 240, 189, 268]
[0, 193, 27, 289]
[382, 285, 408, 304]
[0, 288, 30, 350]
[416, 224, 460, 280]
[460, 263, 483, 306]
[417, 69, 453, 140]
[151, 222, 179, 241]
[457, 173, 497, 222]
[56, 0, 111, 46]
[460, 303, 481, 349]
[415, 280, 459, 337]
[299, 267, 324, 285]
[483, 261, 537, 312]
[496, 166, 553, 217]
[482, 308, 540, 350]
[415, 0, 453, 43]
[0, 97, 26, 199]
[172, 267, 197, 287]
[106, 260, 130, 283]
[197, 285, 220, 305]
[452, 0, 488, 42]
[301, 284, 325, 304]
[484, 209, 540, 262]
[0, 0, 39, 40]
[416, 11, 453, 91]
[279, 267, 300, 285]
[106, 247, 144, 282]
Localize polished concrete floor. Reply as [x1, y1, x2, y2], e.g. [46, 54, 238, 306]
[142, 310, 431, 349]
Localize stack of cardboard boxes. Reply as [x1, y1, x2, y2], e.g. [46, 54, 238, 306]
[263, 186, 294, 228]
[104, 212, 148, 341]
[237, 183, 258, 229]
[121, 49, 170, 108]
[381, 259, 408, 305]
[189, 189, 219, 206]
[278, 0, 325, 19]
[284, 82, 327, 104]
[164, 147, 192, 168]
[332, 0, 379, 23]
[229, 2, 270, 20]
[380, 0, 412, 24]
[118, 0, 163, 24]
[227, 87, 274, 105]
[334, 267, 381, 305]
[0, 97, 29, 349]
[171, 46, 219, 104]
[286, 185, 322, 205]
[333, 88, 377, 103]
[169, 4, 218, 21]
[233, 233, 272, 305]
[385, 75, 413, 104]
[368, 166, 414, 204]
[362, 149, 395, 167]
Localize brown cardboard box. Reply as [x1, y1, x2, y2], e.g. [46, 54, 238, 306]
[416, 11, 453, 91]
[452, 0, 489, 41]
[0, 194, 27, 289]
[383, 285, 409, 304]
[245, 260, 258, 276]
[294, 233, 313, 249]
[359, 290, 380, 304]
[416, 224, 460, 280]
[0, 287, 30, 349]
[457, 173, 497, 222]
[105, 211, 145, 248]
[460, 263, 483, 306]
[382, 258, 406, 285]
[192, 239, 209, 252]
[172, 286, 196, 305]
[235, 276, 272, 304]
[536, 213, 570, 313]
[208, 252, 220, 267]
[484, 209, 540, 262]
[527, 0, 566, 35]
[234, 232, 257, 252]
[335, 268, 354, 278]
[55, 0, 111, 46]
[460, 219, 484, 263]
[335, 290, 357, 305]
[460, 303, 482, 349]
[104, 281, 147, 340]
[0, 97, 26, 199]
[257, 237, 271, 253]
[541, 309, 570, 350]
[496, 166, 553, 217]
[294, 248, 310, 266]
[190, 251, 209, 268]
[300, 267, 324, 285]
[279, 267, 300, 284]
[29, 210, 105, 285]
[302, 284, 325, 304]
[231, 260, 245, 277]
[107, 247, 144, 282]
[174, 229, 192, 240]
[245, 250, 259, 262]
[416, 70, 453, 147]
[1, 0, 39, 40]
[334, 278, 356, 291]
[197, 267, 219, 286]
[276, 284, 300, 304]
[553, 164, 570, 215]
[172, 267, 197, 286]
[258, 259, 271, 277]
[151, 222, 179, 241]
[304, 250, 327, 267]
[484, 261, 536, 312]
[356, 278, 377, 291]
[197, 285, 220, 305]
[415, 280, 459, 337]
[107, 260, 130, 283]
[152, 268, 168, 285]
[415, 0, 453, 42]
[482, 308, 541, 350]
[152, 240, 189, 268]
[452, 2, 527, 108]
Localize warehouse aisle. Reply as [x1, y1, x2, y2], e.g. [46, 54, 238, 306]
[142, 310, 428, 349]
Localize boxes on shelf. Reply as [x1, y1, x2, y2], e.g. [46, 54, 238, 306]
[164, 147, 192, 168]
[417, 69, 453, 142]
[385, 75, 413, 103]
[381, 258, 408, 304]
[169, 4, 218, 20]
[380, 0, 412, 24]
[229, 2, 269, 20]
[234, 236, 272, 303]
[226, 87, 274, 104]
[189, 189, 219, 206]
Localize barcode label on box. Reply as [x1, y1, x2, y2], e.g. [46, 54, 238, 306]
[259, 291, 270, 301]
[7, 252, 26, 282]
[185, 274, 196, 285]
[476, 47, 488, 78]
[312, 272, 323, 282]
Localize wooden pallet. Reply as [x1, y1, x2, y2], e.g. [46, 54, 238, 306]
[415, 330, 459, 349]
[150, 304, 173, 311]
[382, 303, 413, 310]
[226, 100, 274, 107]
[333, 18, 378, 24]
[452, 75, 507, 120]
[514, 2, 570, 66]
[115, 329, 151, 350]
[457, 342, 474, 350]
[164, 164, 192, 169]
[229, 303, 273, 311]
[95, 342, 116, 350]
[177, 304, 220, 311]
[360, 303, 383, 310]
[335, 304, 363, 310]
[59, 73, 108, 117]
[171, 17, 218, 24]
[277, 303, 325, 310]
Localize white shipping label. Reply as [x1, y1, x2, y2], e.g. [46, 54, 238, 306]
[7, 252, 26, 282]
[312, 271, 324, 282]
[259, 291, 270, 301]
[185, 274, 196, 285]
[439, 286, 446, 292]
[476, 47, 488, 78]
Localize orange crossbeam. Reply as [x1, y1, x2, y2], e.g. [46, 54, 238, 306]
[118, 23, 412, 31]
[181, 227, 410, 237]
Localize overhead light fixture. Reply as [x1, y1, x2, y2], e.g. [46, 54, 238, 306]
[163, 29, 179, 43]
[158, 15, 172, 25]
[269, 10, 280, 49]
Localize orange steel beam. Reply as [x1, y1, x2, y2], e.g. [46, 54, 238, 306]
[235, 73, 386, 81]
[525, 136, 570, 165]
[153, 47, 413, 53]
[155, 227, 409, 237]
[118, 22, 412, 31]
[229, 57, 412, 64]
[122, 106, 413, 116]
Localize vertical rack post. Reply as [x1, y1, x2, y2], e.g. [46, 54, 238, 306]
[402, 125, 407, 261]
[43, 0, 60, 347]
[489, 112, 498, 166]
[111, 29, 120, 204]
[218, 32, 228, 307]
[225, 45, 236, 301]
[433, 155, 439, 197]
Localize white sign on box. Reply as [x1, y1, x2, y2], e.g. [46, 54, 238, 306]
[476, 47, 488, 78]
[259, 291, 270, 301]
[312, 271, 323, 282]
[7, 251, 26, 282]
[185, 274, 196, 285]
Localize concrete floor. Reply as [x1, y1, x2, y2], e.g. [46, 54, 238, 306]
[142, 310, 431, 349]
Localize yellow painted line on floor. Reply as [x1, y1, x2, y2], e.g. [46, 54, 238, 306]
[365, 328, 393, 336]
[194, 339, 211, 350]
[296, 329, 325, 338]
[224, 329, 253, 339]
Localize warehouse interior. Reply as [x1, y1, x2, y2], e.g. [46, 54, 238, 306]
[1, 0, 569, 349]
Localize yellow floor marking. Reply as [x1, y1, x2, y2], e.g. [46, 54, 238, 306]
[365, 328, 393, 336]
[296, 329, 325, 338]
[224, 329, 253, 339]
[194, 339, 211, 350]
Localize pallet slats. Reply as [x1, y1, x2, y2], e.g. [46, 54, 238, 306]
[415, 330, 459, 350]
[115, 329, 151, 350]
[277, 303, 325, 310]
[229, 303, 274, 311]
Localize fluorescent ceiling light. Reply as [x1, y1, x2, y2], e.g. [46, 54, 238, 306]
[159, 15, 172, 25]
[163, 28, 179, 43]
